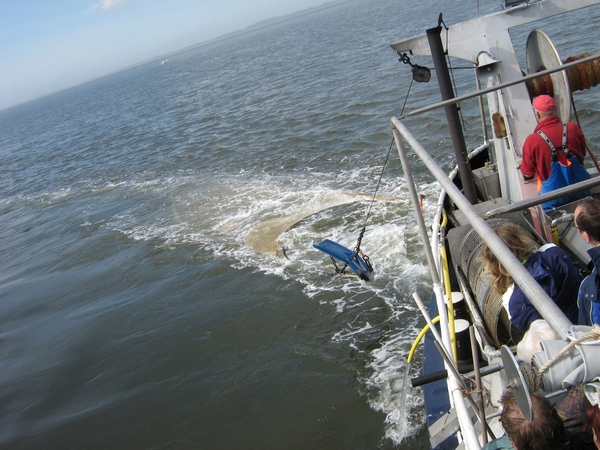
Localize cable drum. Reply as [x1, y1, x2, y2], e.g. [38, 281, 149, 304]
[448, 218, 532, 347]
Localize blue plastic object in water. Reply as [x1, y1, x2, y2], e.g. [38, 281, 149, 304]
[313, 239, 373, 281]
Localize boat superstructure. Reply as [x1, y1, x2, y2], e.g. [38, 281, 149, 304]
[389, 0, 600, 448]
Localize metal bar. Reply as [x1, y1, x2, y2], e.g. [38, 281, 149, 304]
[393, 126, 441, 286]
[476, 78, 490, 146]
[393, 125, 453, 355]
[483, 176, 600, 218]
[455, 266, 497, 355]
[392, 116, 573, 339]
[399, 53, 600, 119]
[434, 341, 496, 442]
[414, 293, 487, 448]
[411, 362, 504, 387]
[430, 141, 490, 279]
[470, 326, 488, 444]
[427, 26, 478, 204]
[413, 292, 447, 356]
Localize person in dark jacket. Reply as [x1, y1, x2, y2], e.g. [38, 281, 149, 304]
[491, 391, 595, 450]
[574, 198, 600, 326]
[481, 223, 582, 332]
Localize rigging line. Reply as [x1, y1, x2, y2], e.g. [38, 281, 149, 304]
[358, 138, 394, 237]
[570, 90, 600, 172]
[353, 52, 413, 253]
[329, 255, 348, 274]
[351, 63, 413, 255]
[400, 77, 414, 117]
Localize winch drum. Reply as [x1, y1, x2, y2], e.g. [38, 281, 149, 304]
[448, 218, 533, 347]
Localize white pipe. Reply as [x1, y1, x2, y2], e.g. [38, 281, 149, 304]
[393, 127, 453, 353]
[396, 122, 481, 448]
[413, 293, 482, 449]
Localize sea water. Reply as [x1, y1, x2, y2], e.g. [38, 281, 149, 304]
[0, 0, 599, 448]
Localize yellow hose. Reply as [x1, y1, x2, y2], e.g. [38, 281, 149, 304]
[408, 316, 440, 363]
[440, 208, 448, 229]
[407, 210, 457, 364]
[440, 210, 457, 361]
[440, 245, 458, 361]
[551, 226, 560, 247]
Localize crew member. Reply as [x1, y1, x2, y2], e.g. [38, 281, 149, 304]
[574, 198, 600, 326]
[481, 223, 581, 332]
[520, 95, 590, 210]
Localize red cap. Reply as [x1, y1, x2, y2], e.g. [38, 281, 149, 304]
[532, 95, 557, 113]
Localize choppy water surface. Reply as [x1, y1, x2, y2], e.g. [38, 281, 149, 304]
[1, 0, 599, 448]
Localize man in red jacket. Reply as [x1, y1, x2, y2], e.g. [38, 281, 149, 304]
[520, 95, 589, 210]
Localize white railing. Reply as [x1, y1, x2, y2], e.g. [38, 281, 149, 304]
[390, 116, 583, 449]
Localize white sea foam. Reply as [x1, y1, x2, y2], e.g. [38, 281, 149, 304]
[15, 165, 440, 444]
[91, 168, 439, 442]
[365, 323, 426, 444]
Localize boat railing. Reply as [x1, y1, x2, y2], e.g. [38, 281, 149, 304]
[482, 176, 600, 218]
[397, 52, 600, 120]
[430, 142, 491, 280]
[391, 114, 586, 449]
[393, 112, 481, 449]
[392, 116, 573, 339]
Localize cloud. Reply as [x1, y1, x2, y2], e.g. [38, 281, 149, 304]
[99, 0, 126, 12]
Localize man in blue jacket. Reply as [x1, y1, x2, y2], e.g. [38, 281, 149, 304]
[574, 198, 600, 326]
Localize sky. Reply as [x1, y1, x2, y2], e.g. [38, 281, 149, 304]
[0, 0, 331, 111]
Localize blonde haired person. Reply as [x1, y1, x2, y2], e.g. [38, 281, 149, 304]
[481, 223, 581, 332]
